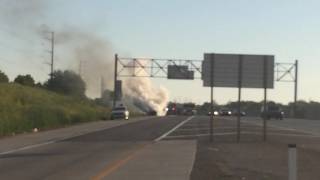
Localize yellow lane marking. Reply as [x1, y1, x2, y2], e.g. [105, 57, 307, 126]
[91, 143, 149, 180]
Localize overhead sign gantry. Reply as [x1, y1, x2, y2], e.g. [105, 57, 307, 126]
[113, 53, 298, 142]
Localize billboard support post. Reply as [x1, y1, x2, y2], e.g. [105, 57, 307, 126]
[263, 56, 268, 141]
[210, 54, 214, 142]
[237, 55, 243, 142]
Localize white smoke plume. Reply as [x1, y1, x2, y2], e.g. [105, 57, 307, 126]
[122, 59, 169, 116]
[1, 0, 170, 114]
[54, 30, 114, 97]
[124, 77, 169, 116]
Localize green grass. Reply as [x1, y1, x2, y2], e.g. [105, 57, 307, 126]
[0, 83, 110, 136]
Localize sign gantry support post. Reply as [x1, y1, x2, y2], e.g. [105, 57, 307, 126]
[275, 61, 299, 118]
[294, 60, 298, 118]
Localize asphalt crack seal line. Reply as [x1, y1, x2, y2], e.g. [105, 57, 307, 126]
[91, 116, 194, 180]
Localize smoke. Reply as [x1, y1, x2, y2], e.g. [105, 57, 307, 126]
[122, 59, 169, 115]
[124, 77, 169, 116]
[0, 0, 170, 115]
[0, 0, 114, 97]
[54, 30, 114, 97]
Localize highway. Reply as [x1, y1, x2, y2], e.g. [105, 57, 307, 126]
[1, 115, 320, 179]
[0, 116, 195, 180]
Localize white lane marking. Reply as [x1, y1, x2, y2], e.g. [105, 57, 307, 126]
[165, 132, 236, 139]
[175, 126, 264, 132]
[0, 117, 160, 155]
[0, 141, 56, 155]
[154, 116, 194, 142]
[163, 131, 320, 139]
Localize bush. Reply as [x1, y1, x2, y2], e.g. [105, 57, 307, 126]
[0, 83, 109, 136]
[45, 70, 86, 97]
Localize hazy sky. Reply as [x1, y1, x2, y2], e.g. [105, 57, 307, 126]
[0, 0, 319, 104]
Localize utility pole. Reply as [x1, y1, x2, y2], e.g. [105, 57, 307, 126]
[45, 32, 55, 79]
[101, 76, 105, 98]
[49, 32, 55, 79]
[78, 59, 83, 77]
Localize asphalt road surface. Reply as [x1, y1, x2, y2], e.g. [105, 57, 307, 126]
[1, 115, 320, 180]
[0, 116, 190, 180]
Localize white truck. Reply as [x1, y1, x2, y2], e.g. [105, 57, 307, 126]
[110, 106, 129, 120]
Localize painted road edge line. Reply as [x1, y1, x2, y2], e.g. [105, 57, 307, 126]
[154, 116, 194, 142]
[0, 141, 56, 155]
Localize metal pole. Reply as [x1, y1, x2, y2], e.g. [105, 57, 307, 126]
[113, 54, 118, 108]
[133, 58, 136, 76]
[209, 54, 214, 142]
[294, 60, 298, 118]
[237, 55, 243, 142]
[263, 56, 268, 141]
[288, 144, 297, 180]
[78, 60, 82, 76]
[50, 32, 54, 79]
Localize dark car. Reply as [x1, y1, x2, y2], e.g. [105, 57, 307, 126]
[147, 110, 157, 116]
[261, 106, 284, 120]
[232, 110, 246, 116]
[219, 108, 232, 116]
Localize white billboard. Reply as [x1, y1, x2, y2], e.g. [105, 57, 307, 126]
[202, 53, 274, 88]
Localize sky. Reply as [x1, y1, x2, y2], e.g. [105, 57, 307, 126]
[0, 0, 319, 104]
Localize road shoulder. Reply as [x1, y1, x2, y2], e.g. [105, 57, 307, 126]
[103, 140, 197, 180]
[0, 116, 156, 154]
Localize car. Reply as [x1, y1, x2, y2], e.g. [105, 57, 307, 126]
[110, 106, 129, 120]
[208, 110, 219, 116]
[232, 110, 246, 116]
[219, 108, 232, 116]
[183, 109, 194, 116]
[147, 110, 157, 116]
[261, 105, 284, 120]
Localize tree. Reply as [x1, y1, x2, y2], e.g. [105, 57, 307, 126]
[0, 70, 9, 83]
[45, 70, 86, 97]
[14, 74, 35, 86]
[35, 82, 43, 88]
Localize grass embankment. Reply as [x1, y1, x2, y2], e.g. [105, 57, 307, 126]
[0, 83, 109, 136]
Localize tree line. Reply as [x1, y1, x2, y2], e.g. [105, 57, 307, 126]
[0, 70, 86, 98]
